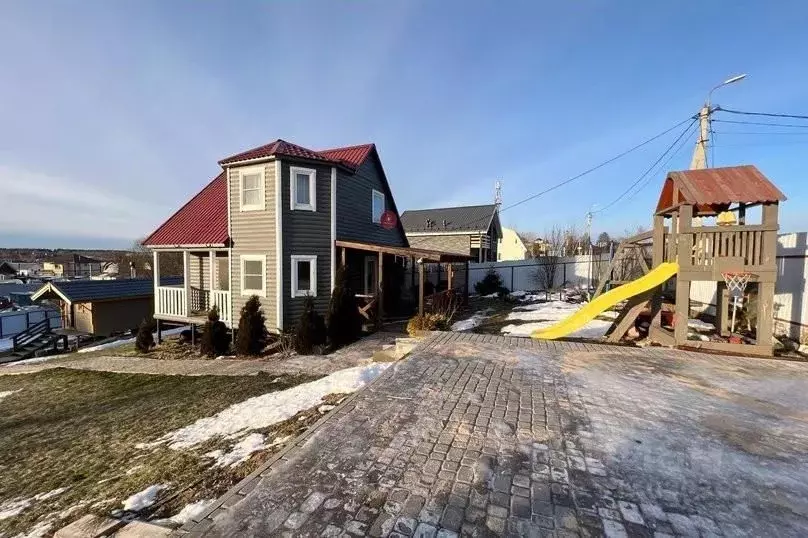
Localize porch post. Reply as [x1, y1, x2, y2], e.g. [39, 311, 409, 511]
[152, 250, 160, 321]
[447, 263, 454, 291]
[341, 247, 346, 267]
[183, 250, 191, 318]
[377, 251, 384, 326]
[418, 260, 425, 316]
[209, 250, 216, 291]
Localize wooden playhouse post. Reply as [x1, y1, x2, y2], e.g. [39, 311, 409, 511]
[756, 202, 780, 352]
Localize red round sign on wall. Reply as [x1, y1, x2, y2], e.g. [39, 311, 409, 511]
[380, 210, 397, 230]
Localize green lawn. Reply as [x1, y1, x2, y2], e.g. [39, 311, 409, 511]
[0, 368, 321, 536]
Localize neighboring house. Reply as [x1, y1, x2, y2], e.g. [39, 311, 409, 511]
[31, 277, 181, 336]
[401, 204, 502, 262]
[142, 139, 465, 331]
[497, 227, 529, 261]
[42, 255, 105, 278]
[0, 262, 17, 280]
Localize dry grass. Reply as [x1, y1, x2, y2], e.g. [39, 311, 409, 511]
[0, 368, 322, 536]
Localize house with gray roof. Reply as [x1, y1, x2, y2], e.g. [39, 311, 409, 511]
[401, 204, 502, 262]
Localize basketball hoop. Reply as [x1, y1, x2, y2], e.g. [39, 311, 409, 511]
[721, 271, 753, 334]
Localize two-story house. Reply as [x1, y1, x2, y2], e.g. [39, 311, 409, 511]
[401, 204, 502, 263]
[143, 140, 466, 332]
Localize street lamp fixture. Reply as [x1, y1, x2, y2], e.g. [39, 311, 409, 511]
[707, 73, 747, 106]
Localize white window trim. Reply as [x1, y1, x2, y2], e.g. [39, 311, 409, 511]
[372, 189, 385, 223]
[290, 166, 317, 211]
[239, 165, 265, 212]
[240, 254, 266, 297]
[291, 255, 317, 298]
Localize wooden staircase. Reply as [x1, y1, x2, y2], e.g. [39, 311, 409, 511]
[0, 319, 68, 364]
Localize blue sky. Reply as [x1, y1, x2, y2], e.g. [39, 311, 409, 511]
[2, 1, 807, 249]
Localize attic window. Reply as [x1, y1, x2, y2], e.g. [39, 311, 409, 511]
[372, 190, 385, 223]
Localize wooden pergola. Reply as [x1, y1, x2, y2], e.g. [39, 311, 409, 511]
[334, 240, 473, 319]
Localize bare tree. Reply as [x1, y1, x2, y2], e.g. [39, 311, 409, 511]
[111, 240, 184, 279]
[533, 226, 567, 299]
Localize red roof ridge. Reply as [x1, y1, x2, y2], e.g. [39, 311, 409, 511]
[218, 138, 333, 166]
[316, 143, 375, 169]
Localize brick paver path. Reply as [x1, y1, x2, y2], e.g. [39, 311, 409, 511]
[183, 333, 808, 537]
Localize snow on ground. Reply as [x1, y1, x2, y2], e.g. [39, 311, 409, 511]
[122, 484, 168, 511]
[12, 519, 53, 538]
[2, 355, 66, 367]
[688, 319, 716, 332]
[0, 389, 20, 401]
[78, 326, 188, 353]
[211, 433, 292, 467]
[502, 319, 613, 339]
[0, 487, 70, 520]
[153, 499, 216, 527]
[0, 499, 32, 520]
[506, 301, 580, 322]
[149, 363, 391, 450]
[451, 312, 489, 331]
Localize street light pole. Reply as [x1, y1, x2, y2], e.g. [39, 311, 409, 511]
[691, 74, 747, 169]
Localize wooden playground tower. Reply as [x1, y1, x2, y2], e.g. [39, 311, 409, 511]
[606, 165, 786, 355]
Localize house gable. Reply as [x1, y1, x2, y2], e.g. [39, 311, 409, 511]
[334, 146, 408, 248]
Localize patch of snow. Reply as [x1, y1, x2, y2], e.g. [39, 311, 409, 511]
[481, 292, 499, 298]
[598, 310, 620, 320]
[0, 389, 21, 401]
[318, 404, 336, 413]
[57, 501, 88, 519]
[152, 499, 216, 527]
[0, 499, 32, 520]
[688, 319, 716, 332]
[203, 449, 223, 460]
[122, 484, 168, 511]
[213, 433, 266, 467]
[12, 519, 53, 538]
[125, 465, 144, 475]
[152, 363, 391, 449]
[501, 319, 613, 339]
[451, 312, 488, 331]
[3, 355, 64, 366]
[90, 498, 116, 509]
[506, 301, 580, 322]
[79, 326, 188, 353]
[33, 488, 68, 501]
[688, 332, 711, 342]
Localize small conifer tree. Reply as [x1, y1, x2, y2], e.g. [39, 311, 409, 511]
[201, 305, 231, 357]
[327, 266, 363, 349]
[235, 295, 268, 356]
[295, 295, 327, 354]
[135, 318, 155, 353]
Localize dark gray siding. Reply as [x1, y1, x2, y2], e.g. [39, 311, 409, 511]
[281, 160, 334, 329]
[336, 155, 408, 247]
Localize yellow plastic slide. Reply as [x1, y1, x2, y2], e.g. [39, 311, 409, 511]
[531, 262, 679, 340]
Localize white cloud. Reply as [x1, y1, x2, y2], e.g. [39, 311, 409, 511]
[0, 165, 168, 240]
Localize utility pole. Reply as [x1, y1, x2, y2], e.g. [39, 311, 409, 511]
[691, 74, 747, 169]
[585, 206, 596, 299]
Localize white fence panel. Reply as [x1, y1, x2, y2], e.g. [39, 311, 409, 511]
[0, 307, 63, 339]
[468, 255, 610, 293]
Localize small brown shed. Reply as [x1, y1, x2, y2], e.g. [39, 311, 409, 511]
[31, 277, 181, 336]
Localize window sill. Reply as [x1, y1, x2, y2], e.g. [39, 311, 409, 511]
[292, 204, 316, 212]
[240, 205, 265, 212]
[241, 289, 266, 297]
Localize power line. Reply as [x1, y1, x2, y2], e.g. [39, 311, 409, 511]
[712, 140, 808, 148]
[427, 115, 698, 232]
[593, 118, 698, 214]
[712, 130, 808, 135]
[716, 107, 808, 121]
[620, 120, 698, 205]
[713, 118, 808, 129]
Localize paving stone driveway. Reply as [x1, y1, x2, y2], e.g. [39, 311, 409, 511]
[183, 333, 808, 537]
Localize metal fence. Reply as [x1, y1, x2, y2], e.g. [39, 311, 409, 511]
[0, 307, 62, 339]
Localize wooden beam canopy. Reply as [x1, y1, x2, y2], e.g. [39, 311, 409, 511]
[334, 240, 472, 263]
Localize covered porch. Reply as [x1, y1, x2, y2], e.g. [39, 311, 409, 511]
[334, 240, 472, 322]
[153, 249, 233, 327]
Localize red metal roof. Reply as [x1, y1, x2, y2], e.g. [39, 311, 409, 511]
[142, 172, 229, 247]
[317, 144, 375, 169]
[656, 165, 786, 214]
[218, 139, 333, 166]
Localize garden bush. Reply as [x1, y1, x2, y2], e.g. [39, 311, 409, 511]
[135, 318, 155, 353]
[235, 295, 269, 356]
[200, 305, 231, 357]
[406, 313, 450, 336]
[474, 268, 508, 297]
[295, 295, 327, 354]
[327, 266, 363, 349]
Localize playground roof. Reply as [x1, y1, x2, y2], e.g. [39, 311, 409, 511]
[656, 165, 786, 215]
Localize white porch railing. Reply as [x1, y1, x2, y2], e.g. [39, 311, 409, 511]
[155, 286, 232, 326]
[156, 286, 187, 318]
[210, 290, 232, 325]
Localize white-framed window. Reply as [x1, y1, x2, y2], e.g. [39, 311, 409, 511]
[290, 166, 316, 211]
[372, 189, 385, 223]
[239, 166, 265, 211]
[291, 255, 317, 297]
[240, 254, 266, 296]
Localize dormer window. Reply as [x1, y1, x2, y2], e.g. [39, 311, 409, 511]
[372, 189, 385, 223]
